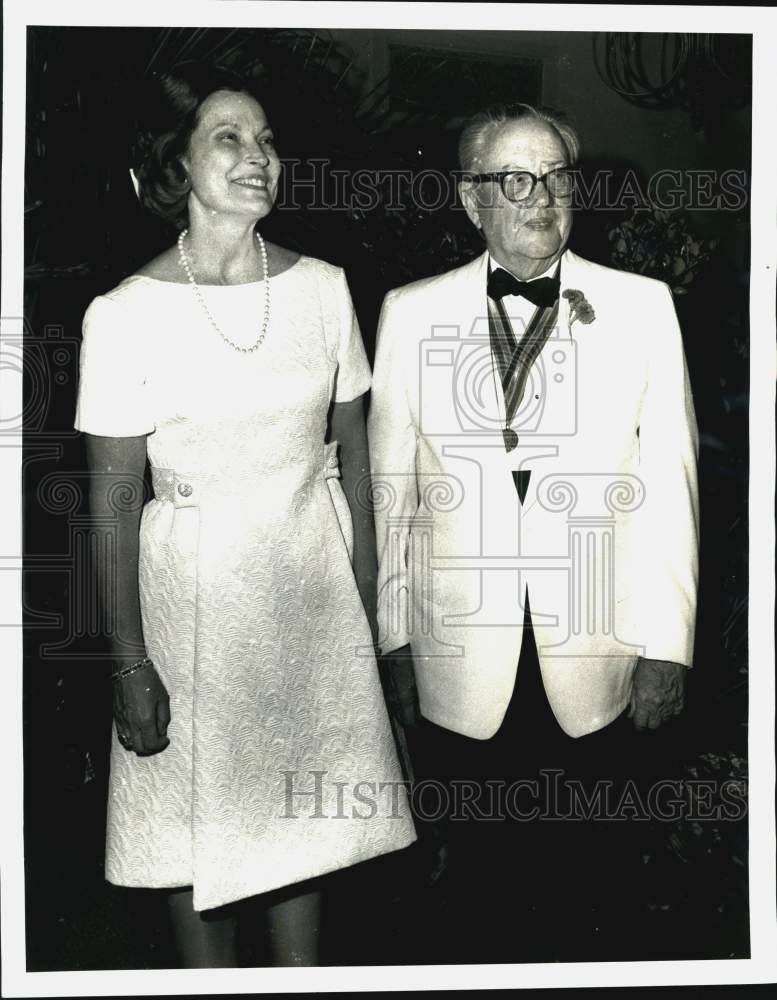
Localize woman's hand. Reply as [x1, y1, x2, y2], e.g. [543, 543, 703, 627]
[113, 663, 171, 756]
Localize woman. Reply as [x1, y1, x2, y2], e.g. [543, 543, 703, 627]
[74, 62, 415, 968]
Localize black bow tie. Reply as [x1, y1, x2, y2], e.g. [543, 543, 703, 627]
[487, 267, 560, 308]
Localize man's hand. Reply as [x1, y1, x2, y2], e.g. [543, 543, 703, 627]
[629, 657, 686, 731]
[378, 644, 420, 728]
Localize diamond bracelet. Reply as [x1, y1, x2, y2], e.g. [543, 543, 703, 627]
[111, 656, 154, 683]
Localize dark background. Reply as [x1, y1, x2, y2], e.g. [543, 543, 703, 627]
[22, 26, 751, 969]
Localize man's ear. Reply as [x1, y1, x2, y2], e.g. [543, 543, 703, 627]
[458, 180, 483, 231]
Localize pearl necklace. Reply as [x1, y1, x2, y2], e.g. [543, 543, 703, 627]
[177, 229, 271, 353]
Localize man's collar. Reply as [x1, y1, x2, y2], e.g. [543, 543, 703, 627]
[487, 252, 561, 284]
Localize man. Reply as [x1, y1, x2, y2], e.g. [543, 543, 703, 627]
[368, 104, 699, 961]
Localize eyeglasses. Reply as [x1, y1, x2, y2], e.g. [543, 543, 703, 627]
[466, 167, 576, 204]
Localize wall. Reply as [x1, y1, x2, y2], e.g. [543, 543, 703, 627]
[329, 28, 751, 266]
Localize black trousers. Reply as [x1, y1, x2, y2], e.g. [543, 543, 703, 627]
[405, 603, 677, 959]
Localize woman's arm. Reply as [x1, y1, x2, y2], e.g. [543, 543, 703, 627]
[85, 433, 170, 755]
[329, 396, 378, 645]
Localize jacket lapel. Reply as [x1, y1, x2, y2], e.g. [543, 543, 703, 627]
[456, 251, 504, 433]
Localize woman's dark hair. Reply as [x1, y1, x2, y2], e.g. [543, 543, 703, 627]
[131, 61, 258, 227]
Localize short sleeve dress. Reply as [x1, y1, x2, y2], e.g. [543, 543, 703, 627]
[74, 256, 416, 912]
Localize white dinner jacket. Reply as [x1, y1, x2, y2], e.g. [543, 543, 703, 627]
[368, 248, 699, 739]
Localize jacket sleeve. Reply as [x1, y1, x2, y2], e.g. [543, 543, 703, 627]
[636, 282, 700, 665]
[367, 289, 420, 654]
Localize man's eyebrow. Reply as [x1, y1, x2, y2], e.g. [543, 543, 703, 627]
[498, 159, 567, 171]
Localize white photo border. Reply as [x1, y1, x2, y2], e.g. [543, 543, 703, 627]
[2, 2, 775, 994]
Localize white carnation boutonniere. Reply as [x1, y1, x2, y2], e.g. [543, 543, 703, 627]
[562, 289, 595, 336]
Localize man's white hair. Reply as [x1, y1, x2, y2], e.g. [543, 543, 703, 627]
[458, 103, 580, 174]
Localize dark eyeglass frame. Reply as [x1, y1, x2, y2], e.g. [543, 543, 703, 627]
[466, 166, 576, 203]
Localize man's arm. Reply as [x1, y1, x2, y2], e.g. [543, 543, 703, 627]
[330, 394, 378, 643]
[367, 289, 420, 656]
[631, 281, 700, 728]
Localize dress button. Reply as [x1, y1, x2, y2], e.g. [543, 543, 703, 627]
[177, 482, 193, 498]
[327, 455, 339, 468]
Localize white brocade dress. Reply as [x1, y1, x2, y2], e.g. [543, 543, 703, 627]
[74, 256, 416, 911]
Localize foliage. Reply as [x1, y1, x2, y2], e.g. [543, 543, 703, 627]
[607, 206, 718, 295]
